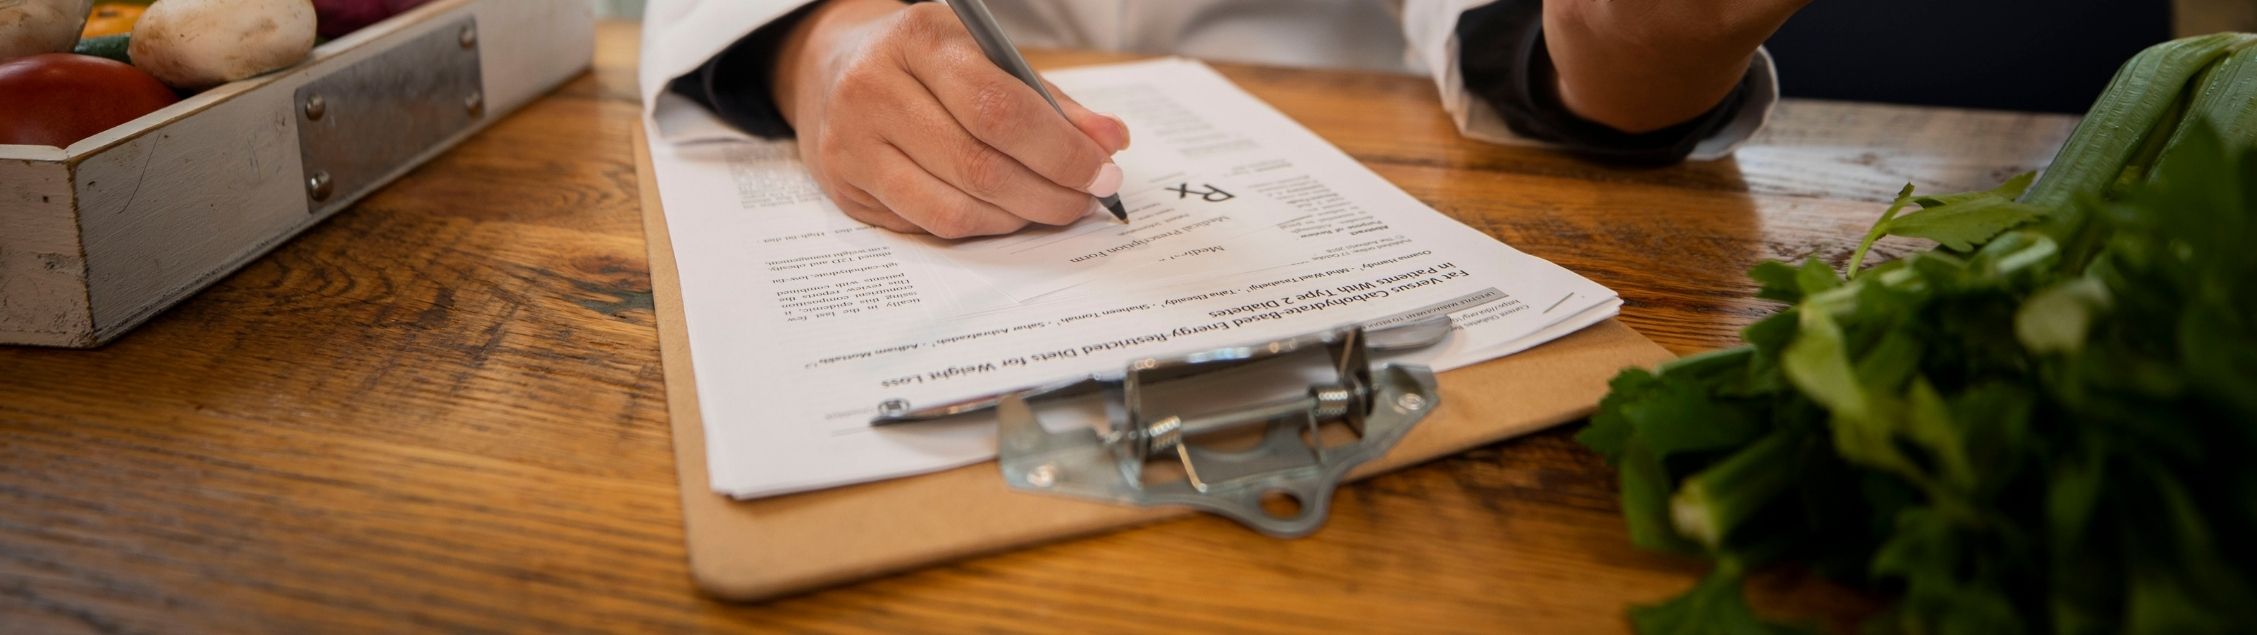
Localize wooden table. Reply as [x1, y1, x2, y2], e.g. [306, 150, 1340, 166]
[0, 22, 2077, 634]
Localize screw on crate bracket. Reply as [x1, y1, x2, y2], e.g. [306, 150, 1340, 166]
[869, 315, 1456, 537]
[307, 171, 335, 201]
[294, 16, 485, 215]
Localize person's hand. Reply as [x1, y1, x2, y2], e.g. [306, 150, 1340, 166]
[1543, 0, 1811, 134]
[769, 0, 1131, 238]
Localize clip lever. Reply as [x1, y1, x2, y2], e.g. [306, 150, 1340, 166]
[874, 317, 1450, 537]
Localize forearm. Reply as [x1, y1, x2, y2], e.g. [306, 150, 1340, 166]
[1542, 0, 1803, 133]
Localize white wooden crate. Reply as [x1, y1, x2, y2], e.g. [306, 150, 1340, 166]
[0, 0, 594, 347]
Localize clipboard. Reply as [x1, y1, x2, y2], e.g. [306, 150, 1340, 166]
[633, 127, 1676, 601]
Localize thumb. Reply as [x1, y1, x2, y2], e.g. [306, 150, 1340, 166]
[1046, 81, 1131, 154]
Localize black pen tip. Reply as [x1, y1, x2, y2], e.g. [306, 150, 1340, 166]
[1102, 196, 1128, 222]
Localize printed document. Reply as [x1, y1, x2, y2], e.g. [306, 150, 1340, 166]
[642, 58, 1623, 498]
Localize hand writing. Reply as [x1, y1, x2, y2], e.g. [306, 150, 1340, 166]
[771, 0, 1132, 238]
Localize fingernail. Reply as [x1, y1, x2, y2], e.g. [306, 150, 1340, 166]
[1085, 163, 1123, 198]
[1102, 113, 1131, 151]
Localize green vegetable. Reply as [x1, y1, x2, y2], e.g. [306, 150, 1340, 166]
[2155, 40, 2257, 174]
[1669, 430, 1799, 548]
[1845, 175, 2046, 276]
[2018, 33, 2252, 213]
[1582, 33, 2257, 635]
[72, 33, 131, 65]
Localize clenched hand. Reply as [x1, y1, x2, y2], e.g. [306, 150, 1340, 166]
[1545, 0, 1811, 133]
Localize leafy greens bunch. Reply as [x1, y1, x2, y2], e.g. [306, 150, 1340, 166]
[1579, 33, 2257, 634]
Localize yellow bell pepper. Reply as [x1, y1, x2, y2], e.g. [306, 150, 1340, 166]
[81, 3, 147, 39]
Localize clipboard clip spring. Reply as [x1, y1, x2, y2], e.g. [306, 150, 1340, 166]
[874, 317, 1451, 537]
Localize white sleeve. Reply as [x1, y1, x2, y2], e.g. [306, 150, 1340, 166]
[1399, 0, 1778, 161]
[639, 0, 823, 143]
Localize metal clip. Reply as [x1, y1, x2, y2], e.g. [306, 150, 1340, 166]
[872, 317, 1450, 536]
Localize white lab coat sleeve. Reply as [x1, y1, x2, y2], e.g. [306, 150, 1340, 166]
[639, 0, 823, 143]
[1398, 0, 1779, 160]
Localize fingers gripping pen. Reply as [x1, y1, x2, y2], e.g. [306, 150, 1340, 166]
[944, 0, 1130, 222]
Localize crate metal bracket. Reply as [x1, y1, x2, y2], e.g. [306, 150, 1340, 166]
[295, 16, 484, 216]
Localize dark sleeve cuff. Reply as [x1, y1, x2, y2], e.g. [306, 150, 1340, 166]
[1455, 1, 1751, 164]
[665, 2, 829, 140]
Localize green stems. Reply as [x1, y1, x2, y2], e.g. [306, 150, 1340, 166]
[1669, 431, 1801, 549]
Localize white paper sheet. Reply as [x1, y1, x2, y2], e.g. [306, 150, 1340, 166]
[938, 173, 1286, 299]
[642, 58, 1623, 497]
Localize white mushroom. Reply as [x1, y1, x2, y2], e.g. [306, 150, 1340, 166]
[0, 0, 93, 63]
[130, 0, 316, 90]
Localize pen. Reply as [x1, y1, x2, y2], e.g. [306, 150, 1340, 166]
[944, 0, 1130, 223]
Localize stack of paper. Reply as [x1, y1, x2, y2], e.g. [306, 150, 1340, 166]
[643, 59, 1621, 498]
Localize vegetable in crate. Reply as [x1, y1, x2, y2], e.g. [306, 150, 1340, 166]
[73, 1, 147, 64]
[0, 52, 177, 147]
[79, 2, 145, 38]
[312, 0, 431, 39]
[0, 0, 91, 61]
[72, 32, 131, 64]
[130, 0, 315, 90]
[1580, 32, 2257, 634]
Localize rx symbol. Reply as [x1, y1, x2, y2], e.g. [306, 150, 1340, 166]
[1168, 183, 1235, 202]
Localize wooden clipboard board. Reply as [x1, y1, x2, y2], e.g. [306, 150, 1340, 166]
[633, 126, 1676, 602]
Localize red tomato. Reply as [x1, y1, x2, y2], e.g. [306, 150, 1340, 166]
[0, 54, 178, 148]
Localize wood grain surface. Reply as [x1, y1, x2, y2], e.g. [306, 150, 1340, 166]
[0, 22, 2077, 634]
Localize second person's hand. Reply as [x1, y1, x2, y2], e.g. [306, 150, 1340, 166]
[770, 0, 1133, 238]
